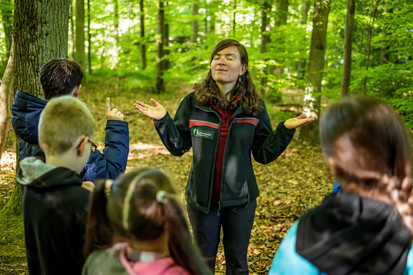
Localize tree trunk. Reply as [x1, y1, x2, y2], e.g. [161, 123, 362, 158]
[1, 0, 70, 218]
[75, 0, 86, 69]
[114, 0, 120, 47]
[87, 0, 92, 74]
[191, 3, 199, 44]
[297, 0, 310, 80]
[139, 0, 147, 70]
[70, 1, 76, 59]
[163, 1, 170, 71]
[0, 40, 15, 161]
[0, 0, 13, 62]
[232, 0, 237, 36]
[156, 0, 165, 93]
[275, 0, 289, 27]
[259, 1, 271, 97]
[341, 0, 356, 97]
[300, 0, 331, 145]
[362, 0, 381, 94]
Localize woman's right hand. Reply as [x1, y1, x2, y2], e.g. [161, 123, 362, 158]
[134, 98, 167, 120]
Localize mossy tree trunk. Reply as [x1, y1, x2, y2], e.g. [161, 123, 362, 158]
[0, 0, 69, 218]
[299, 0, 331, 145]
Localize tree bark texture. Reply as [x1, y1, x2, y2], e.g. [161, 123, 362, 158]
[139, 0, 147, 70]
[75, 0, 86, 69]
[191, 3, 199, 44]
[0, 0, 13, 59]
[1, 0, 70, 217]
[259, 1, 271, 97]
[300, 0, 331, 144]
[0, 40, 15, 161]
[87, 0, 92, 74]
[341, 0, 356, 97]
[13, 0, 69, 98]
[156, 0, 165, 93]
[275, 0, 289, 26]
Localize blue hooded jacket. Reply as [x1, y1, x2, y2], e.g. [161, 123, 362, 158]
[11, 90, 129, 182]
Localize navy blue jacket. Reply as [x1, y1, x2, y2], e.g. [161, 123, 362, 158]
[11, 90, 129, 182]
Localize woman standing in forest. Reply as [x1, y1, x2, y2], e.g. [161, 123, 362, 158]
[269, 96, 413, 274]
[134, 39, 316, 274]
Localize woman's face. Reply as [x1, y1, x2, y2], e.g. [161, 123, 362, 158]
[210, 46, 247, 86]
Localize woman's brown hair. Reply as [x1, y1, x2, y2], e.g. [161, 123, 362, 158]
[193, 39, 263, 115]
[320, 96, 413, 231]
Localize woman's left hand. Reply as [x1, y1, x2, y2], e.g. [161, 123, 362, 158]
[284, 114, 317, 129]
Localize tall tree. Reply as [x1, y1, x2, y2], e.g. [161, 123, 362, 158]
[0, 0, 13, 61]
[275, 0, 289, 26]
[75, 0, 86, 69]
[297, 0, 310, 79]
[156, 0, 165, 93]
[191, 2, 199, 44]
[0, 40, 14, 162]
[362, 0, 381, 94]
[232, 0, 237, 36]
[341, 0, 356, 96]
[300, 0, 331, 144]
[139, 0, 147, 70]
[87, 0, 92, 73]
[1, 0, 70, 217]
[259, 1, 271, 97]
[70, 1, 76, 59]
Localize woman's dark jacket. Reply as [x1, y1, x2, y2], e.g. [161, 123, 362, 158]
[11, 90, 129, 182]
[154, 92, 295, 213]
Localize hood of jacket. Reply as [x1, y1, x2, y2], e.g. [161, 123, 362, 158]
[296, 193, 412, 275]
[17, 157, 82, 190]
[11, 90, 46, 144]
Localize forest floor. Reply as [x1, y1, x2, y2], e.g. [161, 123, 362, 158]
[0, 76, 334, 274]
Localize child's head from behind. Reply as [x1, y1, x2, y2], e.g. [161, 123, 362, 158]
[320, 96, 412, 228]
[40, 58, 83, 100]
[85, 168, 210, 274]
[107, 168, 177, 241]
[39, 96, 95, 157]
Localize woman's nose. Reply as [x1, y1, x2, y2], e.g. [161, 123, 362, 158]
[218, 57, 225, 65]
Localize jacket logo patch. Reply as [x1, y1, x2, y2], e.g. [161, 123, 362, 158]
[191, 127, 214, 140]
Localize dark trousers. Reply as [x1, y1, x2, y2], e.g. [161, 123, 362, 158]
[187, 200, 257, 275]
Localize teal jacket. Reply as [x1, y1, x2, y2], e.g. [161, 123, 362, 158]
[270, 223, 413, 275]
[270, 194, 413, 275]
[154, 92, 295, 213]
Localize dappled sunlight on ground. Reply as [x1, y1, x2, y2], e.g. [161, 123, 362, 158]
[1, 150, 16, 174]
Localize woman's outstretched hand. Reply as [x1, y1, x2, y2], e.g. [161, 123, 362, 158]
[134, 98, 167, 120]
[284, 114, 317, 130]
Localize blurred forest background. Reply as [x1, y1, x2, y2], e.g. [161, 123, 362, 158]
[0, 0, 412, 274]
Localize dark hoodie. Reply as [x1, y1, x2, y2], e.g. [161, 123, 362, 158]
[11, 90, 130, 182]
[296, 193, 412, 275]
[18, 157, 90, 275]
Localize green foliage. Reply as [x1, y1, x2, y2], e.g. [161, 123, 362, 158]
[1, 0, 412, 127]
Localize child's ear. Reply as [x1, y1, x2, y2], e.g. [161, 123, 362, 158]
[327, 157, 337, 175]
[38, 140, 47, 152]
[73, 84, 82, 98]
[76, 136, 87, 157]
[41, 87, 46, 98]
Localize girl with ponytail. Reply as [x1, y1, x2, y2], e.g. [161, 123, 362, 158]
[270, 96, 413, 274]
[82, 168, 210, 275]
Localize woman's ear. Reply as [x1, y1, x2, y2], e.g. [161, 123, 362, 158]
[239, 64, 247, 76]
